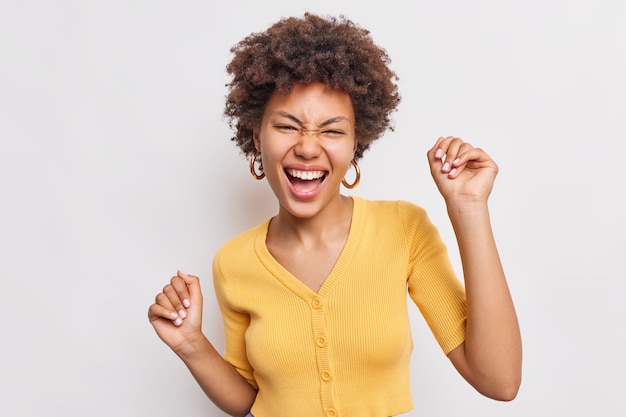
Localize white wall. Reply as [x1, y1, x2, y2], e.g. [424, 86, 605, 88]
[1, 1, 624, 416]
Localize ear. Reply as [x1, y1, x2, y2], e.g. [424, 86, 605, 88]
[253, 130, 261, 151]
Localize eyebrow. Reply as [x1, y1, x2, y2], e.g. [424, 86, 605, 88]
[273, 111, 351, 127]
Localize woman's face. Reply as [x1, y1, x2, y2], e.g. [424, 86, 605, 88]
[253, 82, 356, 220]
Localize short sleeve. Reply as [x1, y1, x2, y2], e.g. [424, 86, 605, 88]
[399, 201, 467, 354]
[212, 249, 258, 389]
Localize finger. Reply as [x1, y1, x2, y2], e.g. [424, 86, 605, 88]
[453, 146, 490, 168]
[162, 282, 188, 320]
[434, 137, 465, 173]
[154, 291, 176, 311]
[444, 142, 474, 176]
[430, 136, 463, 161]
[442, 139, 462, 172]
[429, 136, 448, 161]
[448, 146, 496, 178]
[429, 136, 444, 156]
[171, 275, 192, 309]
[148, 301, 183, 326]
[177, 270, 203, 305]
[154, 291, 182, 321]
[428, 137, 450, 174]
[447, 157, 465, 178]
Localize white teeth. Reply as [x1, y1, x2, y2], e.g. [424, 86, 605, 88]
[286, 169, 325, 180]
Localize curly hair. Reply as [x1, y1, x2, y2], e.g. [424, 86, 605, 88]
[224, 12, 400, 161]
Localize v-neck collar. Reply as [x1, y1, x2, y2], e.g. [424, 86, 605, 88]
[254, 196, 365, 301]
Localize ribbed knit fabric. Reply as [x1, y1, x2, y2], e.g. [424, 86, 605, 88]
[213, 197, 467, 417]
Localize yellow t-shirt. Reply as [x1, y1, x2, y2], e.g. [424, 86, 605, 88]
[213, 197, 466, 417]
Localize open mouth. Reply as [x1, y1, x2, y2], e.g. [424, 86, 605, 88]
[285, 168, 327, 193]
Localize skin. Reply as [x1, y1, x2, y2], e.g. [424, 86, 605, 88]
[253, 82, 358, 292]
[148, 270, 256, 416]
[428, 136, 522, 400]
[148, 83, 522, 416]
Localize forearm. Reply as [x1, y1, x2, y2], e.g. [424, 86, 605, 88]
[447, 202, 522, 399]
[176, 335, 257, 416]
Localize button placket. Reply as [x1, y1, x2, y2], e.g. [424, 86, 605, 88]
[326, 407, 338, 417]
[316, 335, 327, 348]
[310, 295, 340, 416]
[311, 296, 323, 309]
[320, 370, 333, 382]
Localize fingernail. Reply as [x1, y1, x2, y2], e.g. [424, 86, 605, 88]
[170, 312, 179, 320]
[179, 309, 187, 319]
[435, 149, 443, 158]
[183, 299, 191, 308]
[174, 317, 183, 326]
[453, 158, 461, 164]
[449, 168, 457, 176]
[442, 162, 450, 171]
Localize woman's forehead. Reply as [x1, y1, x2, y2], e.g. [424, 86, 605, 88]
[264, 82, 354, 123]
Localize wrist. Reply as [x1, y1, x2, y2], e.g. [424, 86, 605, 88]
[174, 332, 213, 360]
[446, 199, 489, 218]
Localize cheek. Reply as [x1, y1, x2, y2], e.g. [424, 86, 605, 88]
[259, 140, 292, 169]
[331, 141, 357, 162]
[328, 154, 356, 177]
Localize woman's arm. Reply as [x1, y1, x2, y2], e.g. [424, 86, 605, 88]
[427, 137, 522, 401]
[148, 271, 257, 416]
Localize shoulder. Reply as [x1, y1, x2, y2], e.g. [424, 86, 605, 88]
[219, 223, 261, 252]
[354, 196, 429, 221]
[354, 197, 438, 246]
[213, 220, 269, 272]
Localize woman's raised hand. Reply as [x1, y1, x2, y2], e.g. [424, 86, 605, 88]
[427, 136, 499, 206]
[148, 270, 204, 354]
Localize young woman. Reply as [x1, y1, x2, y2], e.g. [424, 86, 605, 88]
[148, 13, 522, 417]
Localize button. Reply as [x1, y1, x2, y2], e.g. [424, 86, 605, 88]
[316, 335, 327, 348]
[325, 408, 338, 417]
[320, 370, 333, 382]
[311, 297, 323, 309]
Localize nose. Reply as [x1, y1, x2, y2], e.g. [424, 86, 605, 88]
[294, 130, 322, 159]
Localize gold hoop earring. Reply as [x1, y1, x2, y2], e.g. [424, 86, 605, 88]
[249, 151, 265, 180]
[342, 159, 360, 189]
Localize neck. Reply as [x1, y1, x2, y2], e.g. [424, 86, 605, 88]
[271, 195, 354, 247]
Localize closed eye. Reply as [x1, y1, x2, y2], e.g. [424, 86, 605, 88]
[275, 125, 298, 132]
[272, 124, 346, 137]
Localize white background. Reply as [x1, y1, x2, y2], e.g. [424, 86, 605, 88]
[1, 0, 625, 416]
